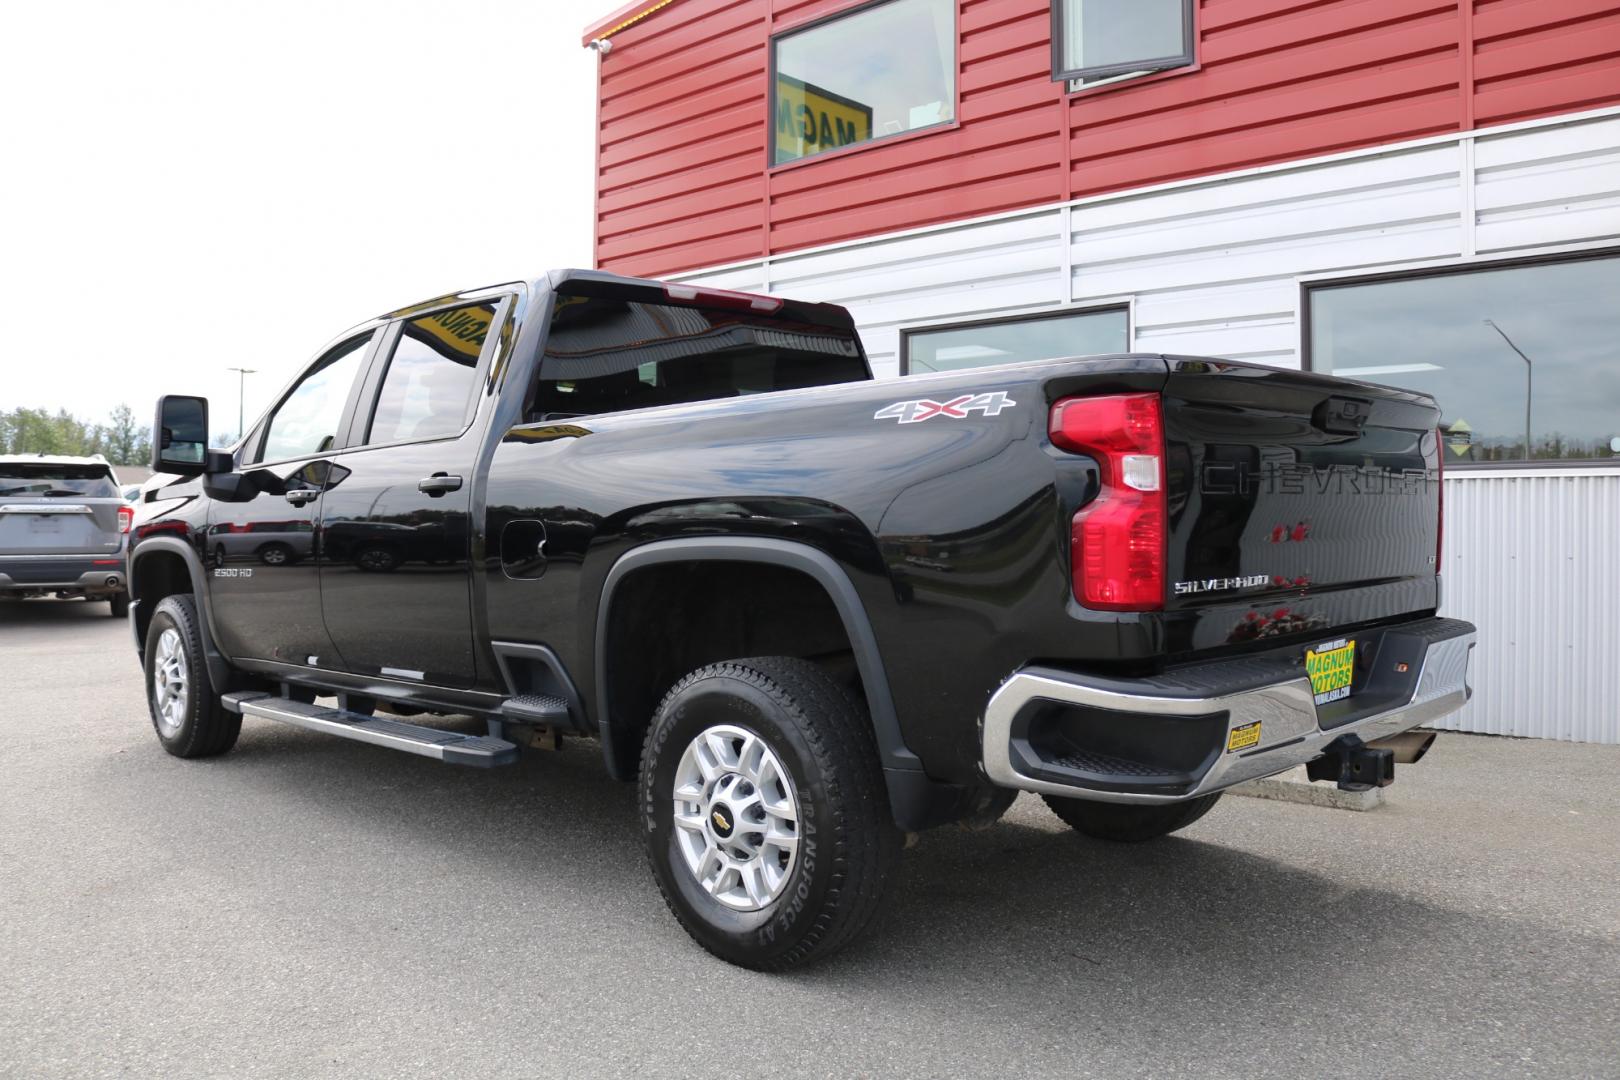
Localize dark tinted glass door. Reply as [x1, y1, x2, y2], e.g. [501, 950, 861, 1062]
[318, 301, 497, 688]
[208, 333, 374, 665]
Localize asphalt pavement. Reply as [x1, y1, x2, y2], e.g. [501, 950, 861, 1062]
[2, 599, 1618, 1078]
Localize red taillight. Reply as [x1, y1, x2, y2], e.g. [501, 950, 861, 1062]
[117, 505, 134, 534]
[662, 283, 784, 313]
[1050, 393, 1166, 611]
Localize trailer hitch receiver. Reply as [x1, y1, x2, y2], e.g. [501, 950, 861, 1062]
[1305, 734, 1395, 792]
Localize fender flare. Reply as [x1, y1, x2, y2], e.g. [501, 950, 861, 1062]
[129, 536, 233, 688]
[593, 536, 923, 785]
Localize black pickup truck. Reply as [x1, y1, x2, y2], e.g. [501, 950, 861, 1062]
[131, 270, 1475, 970]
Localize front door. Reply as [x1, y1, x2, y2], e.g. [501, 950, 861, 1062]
[207, 331, 375, 666]
[317, 300, 500, 688]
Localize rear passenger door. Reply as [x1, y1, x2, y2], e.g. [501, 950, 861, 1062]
[316, 296, 508, 689]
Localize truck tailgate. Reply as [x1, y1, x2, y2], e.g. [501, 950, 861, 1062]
[1161, 359, 1441, 626]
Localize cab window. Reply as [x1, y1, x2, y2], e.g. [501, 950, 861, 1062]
[366, 302, 495, 444]
[531, 287, 865, 420]
[254, 334, 371, 464]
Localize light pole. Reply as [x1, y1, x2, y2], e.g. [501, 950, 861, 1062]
[226, 367, 256, 444]
[1483, 319, 1533, 460]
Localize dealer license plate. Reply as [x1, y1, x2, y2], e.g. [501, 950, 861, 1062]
[1306, 638, 1356, 706]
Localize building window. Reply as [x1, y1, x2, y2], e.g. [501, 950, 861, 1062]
[1052, 0, 1194, 85]
[1307, 251, 1620, 465]
[771, 0, 955, 167]
[904, 307, 1129, 375]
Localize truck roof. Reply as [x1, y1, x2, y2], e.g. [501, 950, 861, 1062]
[375, 269, 853, 330]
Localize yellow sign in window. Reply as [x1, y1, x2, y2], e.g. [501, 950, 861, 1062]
[773, 74, 872, 164]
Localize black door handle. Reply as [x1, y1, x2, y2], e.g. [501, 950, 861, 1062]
[418, 473, 463, 496]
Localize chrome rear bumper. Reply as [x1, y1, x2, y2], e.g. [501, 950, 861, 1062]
[982, 620, 1475, 805]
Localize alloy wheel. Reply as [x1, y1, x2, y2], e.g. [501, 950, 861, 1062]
[152, 627, 189, 737]
[670, 724, 800, 911]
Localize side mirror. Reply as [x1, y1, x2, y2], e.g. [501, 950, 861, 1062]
[152, 395, 210, 476]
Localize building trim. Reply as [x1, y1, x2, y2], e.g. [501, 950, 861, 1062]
[582, 0, 682, 45]
[669, 103, 1620, 282]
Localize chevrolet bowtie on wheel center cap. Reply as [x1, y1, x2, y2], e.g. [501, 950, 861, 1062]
[672, 723, 800, 912]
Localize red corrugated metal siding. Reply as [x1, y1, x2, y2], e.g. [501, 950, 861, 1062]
[591, 0, 1620, 277]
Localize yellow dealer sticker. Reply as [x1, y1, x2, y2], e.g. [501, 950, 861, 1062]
[1226, 721, 1262, 753]
[1306, 638, 1357, 705]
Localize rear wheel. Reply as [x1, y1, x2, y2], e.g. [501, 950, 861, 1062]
[108, 592, 130, 618]
[639, 657, 900, 971]
[144, 594, 240, 758]
[1042, 792, 1221, 842]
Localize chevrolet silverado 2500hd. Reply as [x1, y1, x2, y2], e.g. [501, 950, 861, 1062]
[130, 270, 1475, 970]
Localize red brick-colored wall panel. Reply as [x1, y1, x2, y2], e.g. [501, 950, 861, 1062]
[600, 49, 766, 126]
[589, 0, 1620, 276]
[1069, 89, 1462, 195]
[1471, 6, 1620, 123]
[598, 149, 760, 216]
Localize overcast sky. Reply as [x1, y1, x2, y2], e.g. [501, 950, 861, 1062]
[1, 0, 623, 437]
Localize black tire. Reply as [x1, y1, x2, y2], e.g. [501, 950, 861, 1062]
[144, 594, 240, 758]
[1041, 792, 1222, 842]
[108, 592, 130, 618]
[639, 657, 901, 971]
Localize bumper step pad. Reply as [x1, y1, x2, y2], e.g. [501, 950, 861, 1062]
[222, 691, 518, 767]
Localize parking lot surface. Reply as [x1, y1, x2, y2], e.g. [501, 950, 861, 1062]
[3, 600, 1618, 1079]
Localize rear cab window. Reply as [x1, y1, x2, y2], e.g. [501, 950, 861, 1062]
[365, 302, 496, 445]
[529, 281, 868, 421]
[0, 463, 119, 498]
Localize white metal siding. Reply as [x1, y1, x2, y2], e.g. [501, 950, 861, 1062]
[674, 107, 1620, 743]
[1438, 472, 1620, 743]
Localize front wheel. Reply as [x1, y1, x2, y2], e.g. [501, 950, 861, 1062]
[639, 657, 900, 971]
[144, 594, 240, 758]
[1042, 792, 1222, 842]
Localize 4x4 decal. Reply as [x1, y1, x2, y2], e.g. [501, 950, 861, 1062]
[873, 391, 1016, 425]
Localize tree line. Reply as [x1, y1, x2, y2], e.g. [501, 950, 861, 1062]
[0, 405, 154, 466]
[1, 405, 240, 466]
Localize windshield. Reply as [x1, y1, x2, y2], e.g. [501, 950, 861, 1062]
[0, 464, 120, 498]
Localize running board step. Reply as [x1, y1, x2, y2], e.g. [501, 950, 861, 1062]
[222, 691, 518, 767]
[498, 692, 570, 724]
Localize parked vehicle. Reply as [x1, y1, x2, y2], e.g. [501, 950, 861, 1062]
[1, 454, 132, 615]
[129, 270, 1475, 969]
